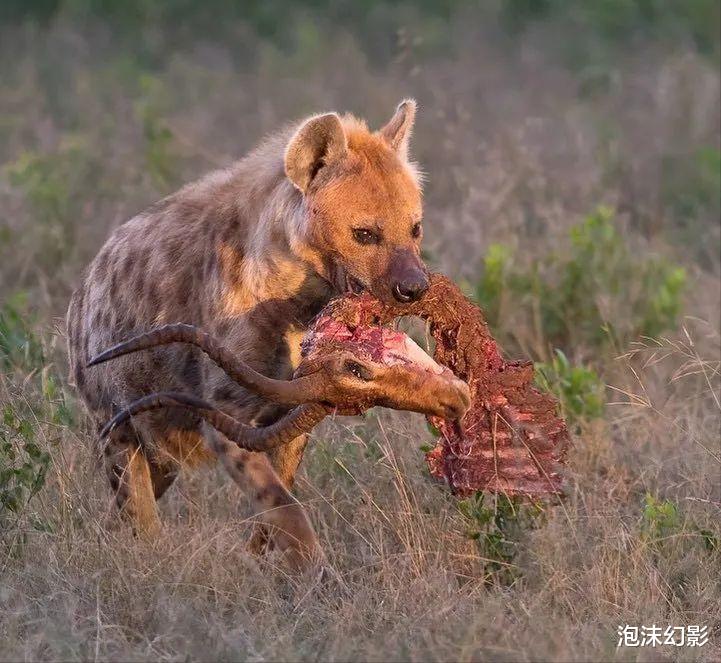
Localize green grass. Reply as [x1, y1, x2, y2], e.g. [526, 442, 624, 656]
[473, 207, 687, 358]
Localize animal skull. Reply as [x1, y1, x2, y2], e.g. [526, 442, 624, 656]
[89, 315, 471, 452]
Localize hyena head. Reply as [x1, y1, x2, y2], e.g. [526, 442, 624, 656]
[286, 100, 428, 304]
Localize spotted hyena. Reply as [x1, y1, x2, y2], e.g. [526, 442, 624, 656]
[67, 100, 428, 569]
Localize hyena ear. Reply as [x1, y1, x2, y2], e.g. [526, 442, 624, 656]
[379, 99, 416, 161]
[285, 113, 348, 193]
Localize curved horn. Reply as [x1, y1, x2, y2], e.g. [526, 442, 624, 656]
[99, 392, 329, 452]
[87, 324, 325, 405]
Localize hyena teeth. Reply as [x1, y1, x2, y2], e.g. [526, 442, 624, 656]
[346, 275, 365, 294]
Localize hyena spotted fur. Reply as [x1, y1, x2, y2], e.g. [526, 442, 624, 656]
[67, 100, 428, 569]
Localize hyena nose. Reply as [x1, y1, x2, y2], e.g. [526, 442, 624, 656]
[392, 275, 429, 303]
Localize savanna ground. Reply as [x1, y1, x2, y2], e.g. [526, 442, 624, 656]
[1, 2, 720, 661]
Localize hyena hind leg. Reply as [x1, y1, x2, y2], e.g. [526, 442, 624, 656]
[104, 432, 162, 537]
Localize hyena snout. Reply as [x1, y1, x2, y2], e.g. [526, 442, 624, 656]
[392, 274, 429, 303]
[388, 249, 429, 303]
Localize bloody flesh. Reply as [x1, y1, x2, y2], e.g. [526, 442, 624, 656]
[303, 273, 570, 498]
[302, 316, 450, 376]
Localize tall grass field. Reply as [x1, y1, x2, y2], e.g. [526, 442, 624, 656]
[1, 2, 719, 660]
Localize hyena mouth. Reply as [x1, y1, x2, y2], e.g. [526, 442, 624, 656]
[329, 260, 366, 295]
[345, 274, 365, 295]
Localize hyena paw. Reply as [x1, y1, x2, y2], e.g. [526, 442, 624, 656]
[248, 526, 324, 574]
[246, 524, 274, 557]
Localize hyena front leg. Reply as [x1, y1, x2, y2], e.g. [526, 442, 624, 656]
[267, 433, 309, 489]
[247, 433, 310, 557]
[252, 405, 309, 489]
[148, 461, 179, 500]
[103, 432, 162, 537]
[205, 426, 322, 571]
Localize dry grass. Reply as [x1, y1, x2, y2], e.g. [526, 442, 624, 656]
[1, 9, 720, 662]
[1, 323, 719, 661]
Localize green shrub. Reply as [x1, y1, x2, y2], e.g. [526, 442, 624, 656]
[40, 370, 75, 427]
[641, 493, 719, 554]
[474, 243, 513, 325]
[662, 146, 721, 268]
[535, 349, 604, 424]
[5, 139, 99, 270]
[0, 293, 44, 372]
[639, 260, 687, 339]
[136, 74, 181, 190]
[641, 493, 680, 540]
[458, 492, 543, 584]
[0, 295, 75, 427]
[0, 405, 50, 521]
[474, 206, 686, 356]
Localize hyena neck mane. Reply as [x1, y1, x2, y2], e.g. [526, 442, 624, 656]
[202, 130, 315, 316]
[211, 111, 417, 319]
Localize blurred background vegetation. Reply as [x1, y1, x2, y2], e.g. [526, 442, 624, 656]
[1, 0, 719, 508]
[2, 1, 718, 302]
[0, 3, 719, 660]
[1, 2, 718, 432]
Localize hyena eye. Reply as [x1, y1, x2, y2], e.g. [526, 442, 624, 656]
[352, 228, 380, 245]
[411, 222, 422, 239]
